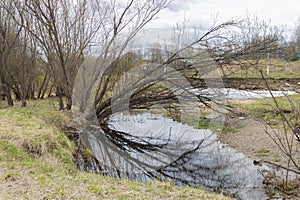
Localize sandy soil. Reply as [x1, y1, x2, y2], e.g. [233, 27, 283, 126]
[219, 97, 300, 169]
[219, 108, 300, 197]
[220, 118, 290, 165]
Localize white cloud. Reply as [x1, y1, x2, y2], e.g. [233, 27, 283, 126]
[147, 0, 300, 33]
[167, 0, 195, 12]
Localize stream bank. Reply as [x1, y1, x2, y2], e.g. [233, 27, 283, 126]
[190, 77, 300, 92]
[70, 88, 300, 199]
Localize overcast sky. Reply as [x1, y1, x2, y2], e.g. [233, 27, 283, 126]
[146, 0, 300, 34]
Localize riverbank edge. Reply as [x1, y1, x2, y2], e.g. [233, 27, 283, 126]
[190, 77, 300, 91]
[0, 99, 232, 200]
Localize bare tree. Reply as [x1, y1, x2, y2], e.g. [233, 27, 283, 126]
[206, 15, 283, 77]
[0, 0, 43, 107]
[285, 18, 300, 61]
[8, 0, 172, 111]
[10, 0, 101, 109]
[73, 0, 172, 112]
[72, 18, 240, 180]
[0, 0, 23, 106]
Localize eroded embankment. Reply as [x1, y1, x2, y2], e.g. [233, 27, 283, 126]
[190, 78, 300, 91]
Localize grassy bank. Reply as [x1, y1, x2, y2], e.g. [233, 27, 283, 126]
[213, 58, 300, 78]
[230, 94, 300, 123]
[0, 99, 231, 200]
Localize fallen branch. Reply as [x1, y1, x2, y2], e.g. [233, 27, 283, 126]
[263, 160, 300, 175]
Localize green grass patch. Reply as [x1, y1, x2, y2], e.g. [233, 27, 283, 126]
[231, 94, 300, 123]
[258, 147, 270, 154]
[219, 58, 300, 78]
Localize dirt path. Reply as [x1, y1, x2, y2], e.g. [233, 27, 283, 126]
[220, 118, 288, 164]
[219, 116, 300, 197]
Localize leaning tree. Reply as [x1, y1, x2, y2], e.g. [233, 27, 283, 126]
[71, 14, 280, 182]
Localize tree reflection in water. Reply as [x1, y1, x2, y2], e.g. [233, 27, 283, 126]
[75, 113, 267, 199]
[70, 45, 273, 199]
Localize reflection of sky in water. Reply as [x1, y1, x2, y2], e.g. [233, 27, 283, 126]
[191, 88, 297, 99]
[82, 89, 297, 199]
[107, 113, 212, 170]
[105, 113, 268, 199]
[109, 113, 209, 142]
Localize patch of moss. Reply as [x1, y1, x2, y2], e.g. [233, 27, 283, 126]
[258, 147, 270, 154]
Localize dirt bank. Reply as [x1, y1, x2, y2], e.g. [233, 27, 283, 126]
[219, 116, 300, 198]
[219, 118, 298, 165]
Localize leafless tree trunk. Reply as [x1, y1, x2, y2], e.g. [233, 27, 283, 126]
[0, 0, 22, 106]
[74, 0, 172, 112]
[10, 0, 101, 109]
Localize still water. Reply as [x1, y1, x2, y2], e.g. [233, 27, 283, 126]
[77, 89, 298, 199]
[191, 88, 297, 99]
[107, 113, 268, 199]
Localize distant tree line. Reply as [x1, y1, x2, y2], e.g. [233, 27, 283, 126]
[285, 19, 300, 61]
